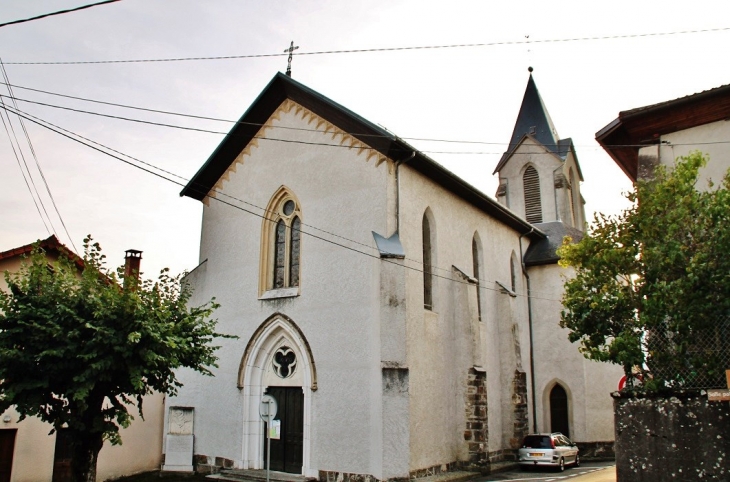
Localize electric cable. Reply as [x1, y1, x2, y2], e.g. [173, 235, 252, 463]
[0, 104, 51, 235]
[3, 87, 728, 151]
[3, 26, 728, 65]
[0, 101, 565, 303]
[0, 60, 78, 252]
[0, 1, 122, 29]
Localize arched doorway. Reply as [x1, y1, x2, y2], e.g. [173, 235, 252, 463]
[549, 384, 570, 437]
[238, 313, 317, 476]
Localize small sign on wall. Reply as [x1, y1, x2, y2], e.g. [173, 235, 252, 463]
[269, 419, 281, 440]
[707, 389, 730, 402]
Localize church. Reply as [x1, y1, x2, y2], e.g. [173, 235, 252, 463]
[164, 70, 620, 479]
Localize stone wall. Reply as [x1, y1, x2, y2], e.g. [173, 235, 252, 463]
[613, 390, 730, 481]
[511, 370, 528, 451]
[464, 368, 488, 468]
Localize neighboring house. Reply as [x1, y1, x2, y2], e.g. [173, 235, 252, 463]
[596, 83, 730, 186]
[0, 236, 164, 482]
[165, 71, 620, 480]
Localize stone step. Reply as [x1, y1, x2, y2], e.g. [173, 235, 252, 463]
[208, 469, 315, 482]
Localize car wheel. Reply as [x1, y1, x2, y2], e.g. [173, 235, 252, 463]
[574, 454, 581, 467]
[558, 458, 565, 472]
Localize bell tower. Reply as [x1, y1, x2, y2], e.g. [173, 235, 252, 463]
[493, 68, 585, 230]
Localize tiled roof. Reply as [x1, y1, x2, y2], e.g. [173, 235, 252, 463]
[0, 235, 84, 269]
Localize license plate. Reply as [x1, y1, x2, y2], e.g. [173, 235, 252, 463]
[529, 453, 542, 457]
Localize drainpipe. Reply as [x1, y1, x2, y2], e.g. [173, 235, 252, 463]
[519, 229, 538, 434]
[394, 151, 416, 233]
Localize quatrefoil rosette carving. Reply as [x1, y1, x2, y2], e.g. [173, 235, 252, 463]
[273, 346, 297, 378]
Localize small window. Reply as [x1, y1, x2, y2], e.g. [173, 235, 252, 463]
[472, 236, 482, 321]
[423, 212, 434, 310]
[510, 256, 517, 293]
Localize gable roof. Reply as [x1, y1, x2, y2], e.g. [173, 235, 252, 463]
[595, 83, 730, 182]
[0, 235, 84, 270]
[182, 72, 544, 238]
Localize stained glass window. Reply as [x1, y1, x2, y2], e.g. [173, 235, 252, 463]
[290, 217, 300, 287]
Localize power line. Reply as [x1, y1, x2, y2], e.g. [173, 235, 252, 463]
[0, 102, 564, 302]
[0, 1, 122, 29]
[5, 90, 729, 153]
[0, 103, 51, 235]
[0, 61, 78, 252]
[3, 26, 728, 65]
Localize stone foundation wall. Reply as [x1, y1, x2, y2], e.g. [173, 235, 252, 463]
[510, 370, 528, 449]
[613, 390, 729, 481]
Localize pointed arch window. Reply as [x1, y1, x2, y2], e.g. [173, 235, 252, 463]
[523, 166, 543, 224]
[472, 236, 482, 321]
[260, 188, 302, 297]
[423, 212, 434, 311]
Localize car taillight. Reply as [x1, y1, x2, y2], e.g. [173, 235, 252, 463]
[550, 439, 556, 449]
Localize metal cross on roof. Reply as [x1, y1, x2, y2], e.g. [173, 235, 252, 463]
[284, 41, 299, 77]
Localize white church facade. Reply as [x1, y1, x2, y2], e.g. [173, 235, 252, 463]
[165, 71, 620, 479]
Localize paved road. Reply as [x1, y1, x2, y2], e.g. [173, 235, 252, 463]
[475, 462, 616, 482]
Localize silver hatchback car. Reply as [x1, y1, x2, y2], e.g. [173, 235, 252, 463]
[517, 433, 580, 471]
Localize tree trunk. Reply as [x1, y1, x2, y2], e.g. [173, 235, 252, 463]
[69, 430, 103, 482]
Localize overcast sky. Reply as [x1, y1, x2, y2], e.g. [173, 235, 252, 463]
[1, 0, 729, 277]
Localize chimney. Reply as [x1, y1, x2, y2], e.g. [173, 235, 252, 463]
[124, 249, 142, 286]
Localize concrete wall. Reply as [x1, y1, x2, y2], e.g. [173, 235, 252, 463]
[614, 391, 729, 481]
[0, 256, 164, 482]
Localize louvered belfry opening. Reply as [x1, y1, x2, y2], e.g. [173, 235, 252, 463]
[523, 166, 543, 224]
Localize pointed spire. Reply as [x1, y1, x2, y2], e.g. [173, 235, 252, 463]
[493, 68, 560, 174]
[508, 67, 558, 150]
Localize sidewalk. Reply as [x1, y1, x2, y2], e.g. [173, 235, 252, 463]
[571, 465, 616, 482]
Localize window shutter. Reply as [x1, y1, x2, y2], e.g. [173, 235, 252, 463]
[523, 166, 543, 223]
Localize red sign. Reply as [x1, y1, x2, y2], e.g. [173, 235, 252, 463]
[618, 375, 627, 391]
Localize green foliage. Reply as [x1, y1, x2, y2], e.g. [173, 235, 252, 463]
[558, 152, 730, 389]
[0, 236, 231, 451]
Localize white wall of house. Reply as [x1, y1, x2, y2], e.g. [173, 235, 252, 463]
[637, 119, 730, 189]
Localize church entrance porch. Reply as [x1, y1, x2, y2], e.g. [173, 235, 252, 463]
[264, 387, 304, 474]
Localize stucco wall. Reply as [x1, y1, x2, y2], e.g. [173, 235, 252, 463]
[638, 120, 730, 188]
[528, 264, 620, 443]
[167, 104, 392, 478]
[398, 165, 533, 468]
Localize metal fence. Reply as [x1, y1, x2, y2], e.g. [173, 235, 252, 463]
[640, 317, 730, 390]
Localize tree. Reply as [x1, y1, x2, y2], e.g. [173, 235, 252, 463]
[558, 152, 730, 390]
[0, 237, 231, 482]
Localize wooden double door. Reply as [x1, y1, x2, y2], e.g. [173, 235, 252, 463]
[264, 387, 304, 474]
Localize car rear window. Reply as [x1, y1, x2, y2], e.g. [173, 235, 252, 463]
[522, 435, 552, 449]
